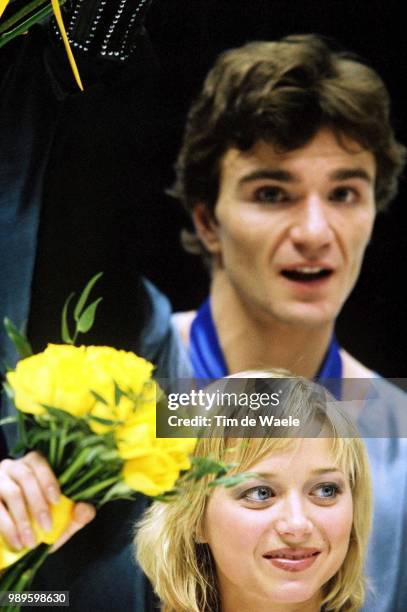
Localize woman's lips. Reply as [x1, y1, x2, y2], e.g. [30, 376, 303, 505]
[263, 548, 321, 572]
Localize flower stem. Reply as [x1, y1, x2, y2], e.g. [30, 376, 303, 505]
[71, 476, 118, 501]
[0, 544, 48, 589]
[0, 1, 67, 49]
[58, 447, 92, 485]
[0, 545, 50, 612]
[0, 0, 49, 35]
[49, 421, 57, 469]
[55, 422, 67, 468]
[17, 544, 50, 589]
[63, 462, 106, 496]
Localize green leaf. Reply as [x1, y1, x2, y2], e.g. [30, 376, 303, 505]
[4, 317, 33, 358]
[87, 414, 123, 426]
[185, 456, 229, 482]
[85, 445, 110, 463]
[152, 489, 180, 502]
[98, 449, 119, 460]
[77, 433, 113, 447]
[41, 404, 76, 420]
[76, 298, 103, 334]
[0, 0, 49, 35]
[25, 429, 57, 447]
[0, 0, 69, 48]
[63, 431, 89, 446]
[61, 292, 75, 344]
[209, 472, 259, 488]
[90, 390, 108, 405]
[74, 272, 103, 322]
[0, 3, 54, 49]
[99, 481, 135, 505]
[114, 380, 124, 406]
[40, 405, 90, 430]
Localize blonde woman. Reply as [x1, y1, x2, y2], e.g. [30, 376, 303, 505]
[136, 375, 372, 611]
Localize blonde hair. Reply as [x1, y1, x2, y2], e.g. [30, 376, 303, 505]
[136, 374, 372, 611]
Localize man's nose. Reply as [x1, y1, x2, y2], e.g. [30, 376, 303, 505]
[274, 494, 313, 540]
[289, 195, 333, 255]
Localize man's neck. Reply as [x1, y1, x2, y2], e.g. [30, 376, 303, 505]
[211, 273, 334, 378]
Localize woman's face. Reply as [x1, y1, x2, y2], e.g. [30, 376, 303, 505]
[202, 438, 353, 611]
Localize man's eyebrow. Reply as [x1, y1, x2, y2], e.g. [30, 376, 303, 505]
[238, 169, 298, 185]
[237, 168, 374, 186]
[330, 168, 373, 183]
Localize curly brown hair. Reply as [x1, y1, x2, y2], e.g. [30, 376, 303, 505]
[172, 34, 405, 224]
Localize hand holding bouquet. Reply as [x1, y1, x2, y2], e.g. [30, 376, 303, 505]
[0, 276, 195, 609]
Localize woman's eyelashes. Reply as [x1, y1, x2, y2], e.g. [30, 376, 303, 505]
[240, 485, 275, 503]
[310, 482, 343, 502]
[237, 482, 343, 505]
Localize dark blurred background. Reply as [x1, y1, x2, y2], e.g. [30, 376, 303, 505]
[34, 0, 406, 376]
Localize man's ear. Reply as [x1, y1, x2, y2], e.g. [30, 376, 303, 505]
[192, 203, 221, 254]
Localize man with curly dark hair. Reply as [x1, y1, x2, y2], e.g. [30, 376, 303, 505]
[172, 35, 407, 612]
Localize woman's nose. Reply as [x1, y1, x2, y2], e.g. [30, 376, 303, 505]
[274, 494, 313, 540]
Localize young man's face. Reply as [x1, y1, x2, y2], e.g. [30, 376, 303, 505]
[195, 128, 376, 328]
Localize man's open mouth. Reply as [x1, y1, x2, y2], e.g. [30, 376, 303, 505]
[281, 267, 333, 282]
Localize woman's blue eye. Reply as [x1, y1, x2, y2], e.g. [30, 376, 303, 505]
[243, 486, 275, 502]
[313, 483, 340, 499]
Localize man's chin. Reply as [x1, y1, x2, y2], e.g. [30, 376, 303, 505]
[273, 303, 339, 328]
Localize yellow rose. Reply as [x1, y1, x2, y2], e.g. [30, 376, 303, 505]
[7, 344, 155, 424]
[7, 345, 93, 417]
[115, 419, 156, 459]
[119, 404, 196, 495]
[154, 437, 197, 471]
[122, 430, 196, 496]
[116, 383, 196, 492]
[123, 449, 185, 497]
[86, 347, 154, 434]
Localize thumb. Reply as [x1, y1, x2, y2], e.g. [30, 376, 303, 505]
[50, 503, 96, 552]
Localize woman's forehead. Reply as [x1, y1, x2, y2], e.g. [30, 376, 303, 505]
[227, 437, 346, 473]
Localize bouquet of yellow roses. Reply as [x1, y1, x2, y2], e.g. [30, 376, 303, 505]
[0, 275, 195, 608]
